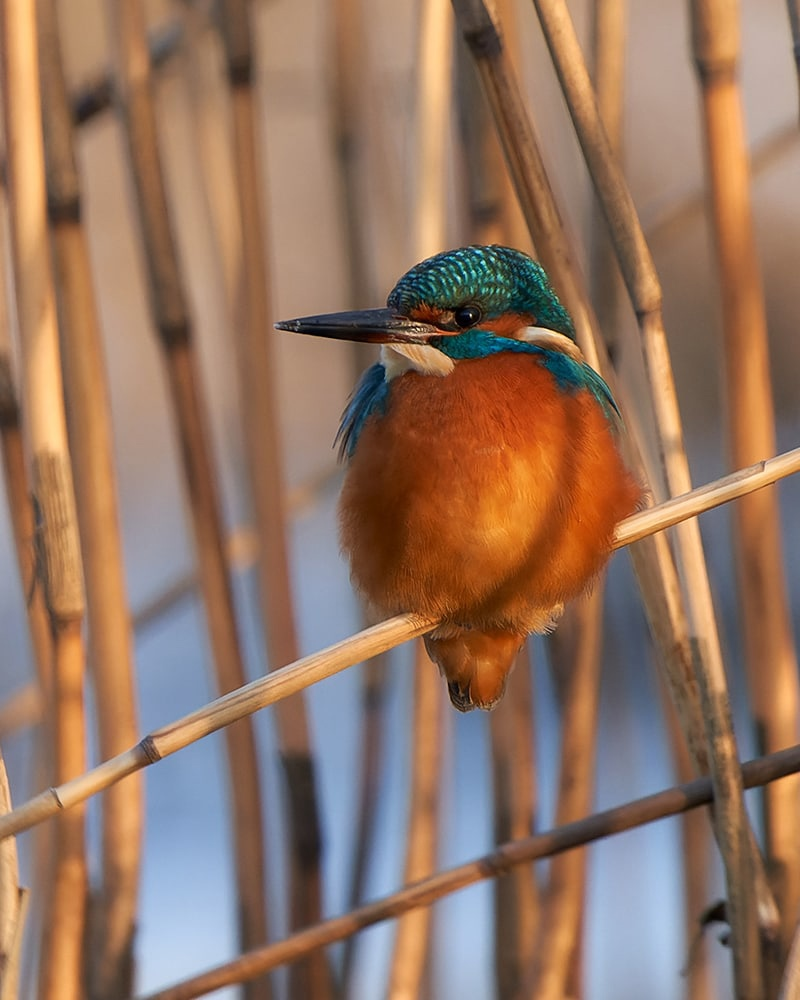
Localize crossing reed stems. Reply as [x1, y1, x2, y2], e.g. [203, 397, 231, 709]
[37, 3, 144, 995]
[452, 0, 771, 992]
[488, 652, 539, 998]
[690, 0, 800, 961]
[0, 3, 88, 997]
[216, 5, 331, 995]
[529, 590, 603, 999]
[386, 644, 444, 1000]
[139, 742, 800, 1000]
[0, 451, 797, 847]
[106, 3, 270, 993]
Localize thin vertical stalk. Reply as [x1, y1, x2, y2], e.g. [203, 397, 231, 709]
[488, 649, 538, 1000]
[386, 645, 444, 1000]
[385, 4, 452, 993]
[0, 748, 23, 1000]
[590, 8, 713, 993]
[0, 4, 88, 1000]
[690, 0, 800, 959]
[215, 5, 330, 997]
[331, 0, 374, 311]
[786, 1, 800, 117]
[589, 0, 626, 354]
[527, 590, 604, 1000]
[106, 4, 270, 996]
[37, 2, 143, 996]
[340, 654, 388, 988]
[449, 2, 772, 994]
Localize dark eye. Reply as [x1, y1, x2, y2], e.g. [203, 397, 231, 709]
[453, 304, 483, 329]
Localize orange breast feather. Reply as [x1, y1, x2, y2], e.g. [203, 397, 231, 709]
[338, 351, 641, 635]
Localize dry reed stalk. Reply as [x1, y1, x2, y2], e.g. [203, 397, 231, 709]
[588, 0, 626, 355]
[488, 650, 539, 999]
[0, 613, 435, 842]
[216, 5, 330, 995]
[0, 749, 23, 1000]
[0, 451, 798, 843]
[665, 694, 715, 1000]
[106, 3, 270, 993]
[37, 3, 143, 995]
[780, 921, 800, 1000]
[386, 644, 444, 1000]
[138, 742, 800, 1000]
[691, 0, 800, 959]
[339, 653, 388, 986]
[331, 0, 374, 313]
[458, 0, 770, 990]
[0, 233, 53, 743]
[527, 590, 603, 1000]
[0, 4, 88, 999]
[385, 7, 452, 987]
[787, 1, 800, 115]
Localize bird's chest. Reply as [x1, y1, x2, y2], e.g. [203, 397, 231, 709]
[341, 355, 581, 554]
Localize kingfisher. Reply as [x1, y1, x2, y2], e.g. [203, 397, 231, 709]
[276, 246, 641, 711]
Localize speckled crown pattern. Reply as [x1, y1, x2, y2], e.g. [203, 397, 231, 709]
[387, 244, 576, 338]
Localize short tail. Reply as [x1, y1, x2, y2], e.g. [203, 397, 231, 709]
[424, 627, 525, 711]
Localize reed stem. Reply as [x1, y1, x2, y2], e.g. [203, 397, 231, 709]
[216, 4, 330, 993]
[691, 0, 800, 961]
[106, 3, 270, 992]
[386, 644, 444, 999]
[138, 742, 800, 1000]
[488, 649, 538, 998]
[0, 3, 88, 997]
[38, 2, 144, 994]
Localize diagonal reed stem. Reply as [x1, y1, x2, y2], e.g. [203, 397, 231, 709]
[37, 3, 144, 996]
[138, 742, 800, 1000]
[105, 4, 270, 995]
[0, 450, 798, 846]
[450, 2, 773, 993]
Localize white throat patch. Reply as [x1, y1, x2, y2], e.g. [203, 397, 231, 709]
[381, 343, 455, 379]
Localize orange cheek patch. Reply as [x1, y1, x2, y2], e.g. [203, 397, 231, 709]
[481, 313, 537, 336]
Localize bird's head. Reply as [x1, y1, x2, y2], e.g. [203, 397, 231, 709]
[275, 246, 578, 372]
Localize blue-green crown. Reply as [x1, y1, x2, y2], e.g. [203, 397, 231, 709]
[387, 245, 575, 338]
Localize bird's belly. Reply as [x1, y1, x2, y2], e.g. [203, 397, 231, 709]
[338, 354, 640, 631]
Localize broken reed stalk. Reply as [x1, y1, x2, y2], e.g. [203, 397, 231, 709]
[488, 650, 539, 998]
[528, 590, 604, 1000]
[387, 644, 445, 999]
[37, 3, 143, 996]
[691, 0, 800, 959]
[454, 1, 769, 992]
[216, 5, 330, 995]
[0, 450, 798, 845]
[106, 2, 271, 992]
[0, 4, 88, 1000]
[138, 742, 800, 1000]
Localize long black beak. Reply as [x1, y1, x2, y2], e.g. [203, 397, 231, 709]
[274, 308, 442, 344]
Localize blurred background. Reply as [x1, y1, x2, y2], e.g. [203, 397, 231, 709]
[1, 0, 799, 997]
